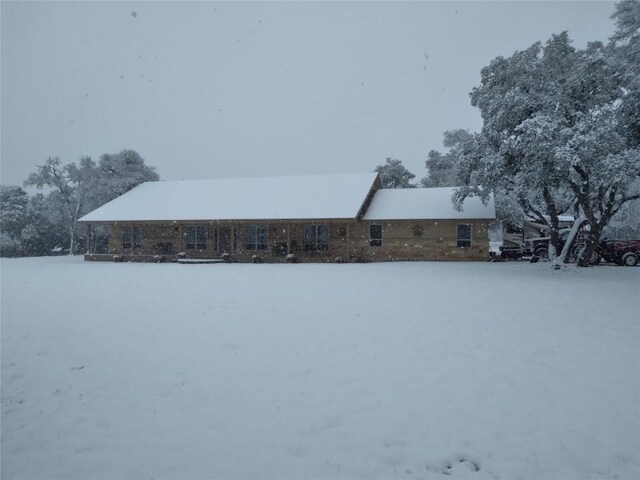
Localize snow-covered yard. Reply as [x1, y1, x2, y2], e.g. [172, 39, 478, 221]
[1, 256, 638, 480]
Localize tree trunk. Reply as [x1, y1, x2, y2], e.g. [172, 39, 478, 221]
[542, 188, 562, 259]
[86, 223, 92, 255]
[69, 225, 76, 255]
[549, 227, 561, 260]
[554, 217, 584, 266]
[577, 224, 602, 267]
[68, 198, 82, 256]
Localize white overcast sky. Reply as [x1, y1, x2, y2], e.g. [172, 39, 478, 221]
[1, 1, 617, 186]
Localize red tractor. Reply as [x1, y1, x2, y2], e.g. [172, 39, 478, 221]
[598, 239, 640, 266]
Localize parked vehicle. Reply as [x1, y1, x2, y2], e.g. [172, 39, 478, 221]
[599, 239, 640, 266]
[527, 228, 601, 265]
[500, 217, 574, 259]
[529, 231, 640, 266]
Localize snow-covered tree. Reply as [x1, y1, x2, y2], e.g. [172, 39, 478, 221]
[459, 34, 591, 256]
[0, 185, 29, 256]
[22, 193, 64, 256]
[0, 186, 62, 256]
[89, 149, 159, 211]
[374, 158, 417, 188]
[448, 27, 638, 263]
[0, 185, 29, 240]
[24, 157, 95, 255]
[422, 128, 566, 243]
[555, 105, 640, 265]
[608, 177, 640, 238]
[610, 1, 640, 150]
[23, 150, 160, 255]
[610, 1, 640, 68]
[551, 4, 640, 265]
[420, 130, 472, 187]
[419, 151, 449, 187]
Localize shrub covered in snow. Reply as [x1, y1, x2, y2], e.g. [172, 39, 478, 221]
[0, 233, 21, 257]
[285, 253, 297, 263]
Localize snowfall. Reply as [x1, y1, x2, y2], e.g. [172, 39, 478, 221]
[1, 257, 638, 480]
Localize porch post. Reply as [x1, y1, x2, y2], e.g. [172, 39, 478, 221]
[85, 223, 91, 255]
[232, 226, 236, 253]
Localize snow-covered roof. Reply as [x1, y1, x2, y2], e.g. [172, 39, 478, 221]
[362, 187, 496, 220]
[79, 173, 379, 222]
[541, 215, 575, 223]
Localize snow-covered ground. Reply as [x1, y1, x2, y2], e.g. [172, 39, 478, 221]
[1, 256, 638, 480]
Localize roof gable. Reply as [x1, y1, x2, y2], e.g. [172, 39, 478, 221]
[79, 173, 380, 222]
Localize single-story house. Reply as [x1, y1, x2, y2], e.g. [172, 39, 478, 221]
[79, 172, 496, 262]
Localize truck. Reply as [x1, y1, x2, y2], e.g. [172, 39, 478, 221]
[526, 228, 600, 265]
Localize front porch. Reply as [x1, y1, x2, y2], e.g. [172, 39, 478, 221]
[83, 220, 356, 263]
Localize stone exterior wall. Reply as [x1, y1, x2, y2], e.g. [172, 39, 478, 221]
[83, 219, 491, 263]
[351, 220, 490, 262]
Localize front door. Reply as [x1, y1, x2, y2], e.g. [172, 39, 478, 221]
[219, 227, 232, 254]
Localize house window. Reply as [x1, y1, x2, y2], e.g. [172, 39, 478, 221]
[122, 225, 142, 249]
[457, 224, 472, 248]
[133, 226, 142, 248]
[122, 226, 132, 249]
[186, 225, 207, 249]
[369, 224, 382, 247]
[245, 225, 267, 250]
[304, 225, 329, 251]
